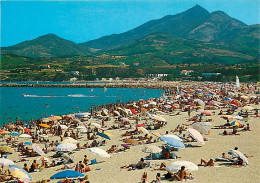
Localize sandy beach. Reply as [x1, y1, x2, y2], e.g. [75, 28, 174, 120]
[2, 105, 259, 183]
[0, 82, 259, 183]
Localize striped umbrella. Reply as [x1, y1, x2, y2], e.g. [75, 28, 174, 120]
[32, 144, 46, 156]
[230, 120, 244, 127]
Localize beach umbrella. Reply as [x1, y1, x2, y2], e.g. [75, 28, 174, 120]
[136, 124, 145, 127]
[91, 122, 101, 128]
[222, 98, 231, 101]
[164, 105, 172, 109]
[37, 156, 50, 162]
[104, 132, 113, 137]
[130, 108, 138, 115]
[232, 116, 243, 120]
[39, 134, 49, 138]
[42, 118, 51, 123]
[76, 126, 86, 130]
[97, 132, 111, 140]
[50, 170, 84, 179]
[0, 146, 14, 153]
[160, 137, 185, 148]
[123, 139, 139, 144]
[242, 106, 254, 111]
[0, 158, 14, 166]
[89, 147, 111, 158]
[152, 115, 167, 122]
[207, 101, 215, 105]
[8, 132, 21, 136]
[166, 161, 198, 172]
[60, 125, 68, 130]
[56, 143, 77, 152]
[143, 145, 162, 153]
[192, 123, 209, 134]
[138, 127, 149, 135]
[9, 165, 32, 179]
[24, 142, 32, 146]
[161, 134, 183, 142]
[19, 134, 32, 138]
[113, 111, 121, 116]
[62, 137, 78, 144]
[0, 130, 10, 135]
[39, 124, 50, 128]
[187, 128, 205, 145]
[54, 116, 62, 120]
[24, 128, 31, 133]
[10, 170, 30, 179]
[196, 99, 205, 107]
[230, 120, 244, 127]
[202, 110, 213, 116]
[32, 144, 46, 156]
[231, 100, 242, 107]
[48, 117, 57, 121]
[228, 150, 249, 165]
[151, 131, 162, 137]
[149, 101, 157, 106]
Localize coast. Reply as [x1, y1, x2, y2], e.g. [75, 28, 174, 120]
[0, 82, 259, 183]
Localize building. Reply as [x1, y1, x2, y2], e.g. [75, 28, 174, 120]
[181, 70, 194, 76]
[71, 71, 80, 76]
[146, 74, 168, 79]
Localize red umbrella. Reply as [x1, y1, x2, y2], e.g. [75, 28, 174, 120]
[136, 124, 145, 127]
[130, 108, 137, 115]
[24, 128, 31, 133]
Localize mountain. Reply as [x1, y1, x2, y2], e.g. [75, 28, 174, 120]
[103, 33, 257, 66]
[81, 5, 254, 50]
[1, 34, 91, 58]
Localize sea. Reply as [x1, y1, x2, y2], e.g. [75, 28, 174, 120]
[0, 86, 164, 125]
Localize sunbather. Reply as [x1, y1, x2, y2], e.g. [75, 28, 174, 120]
[198, 159, 214, 166]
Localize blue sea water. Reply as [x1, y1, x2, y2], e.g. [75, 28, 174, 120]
[0, 87, 163, 124]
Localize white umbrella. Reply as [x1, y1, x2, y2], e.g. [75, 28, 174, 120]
[60, 125, 68, 130]
[232, 116, 243, 120]
[229, 150, 249, 165]
[242, 106, 254, 111]
[0, 158, 14, 166]
[62, 137, 78, 144]
[19, 134, 32, 138]
[143, 145, 162, 153]
[187, 128, 205, 145]
[166, 161, 198, 172]
[56, 143, 77, 152]
[192, 123, 209, 134]
[138, 127, 149, 135]
[89, 147, 111, 158]
[161, 134, 183, 142]
[32, 144, 46, 156]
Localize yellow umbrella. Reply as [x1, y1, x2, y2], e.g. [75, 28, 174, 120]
[54, 116, 62, 120]
[104, 132, 113, 137]
[11, 170, 29, 179]
[39, 124, 50, 128]
[0, 146, 14, 153]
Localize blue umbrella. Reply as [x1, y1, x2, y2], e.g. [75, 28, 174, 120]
[9, 165, 32, 179]
[97, 132, 110, 140]
[50, 170, 84, 179]
[222, 98, 231, 101]
[160, 137, 185, 148]
[8, 132, 21, 136]
[24, 142, 32, 145]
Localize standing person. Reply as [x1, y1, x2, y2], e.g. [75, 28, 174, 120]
[141, 172, 148, 183]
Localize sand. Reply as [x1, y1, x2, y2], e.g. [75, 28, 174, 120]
[3, 105, 260, 183]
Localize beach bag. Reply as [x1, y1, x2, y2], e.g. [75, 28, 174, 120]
[91, 159, 97, 164]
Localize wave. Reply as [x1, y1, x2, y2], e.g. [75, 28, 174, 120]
[23, 94, 64, 98]
[67, 94, 98, 97]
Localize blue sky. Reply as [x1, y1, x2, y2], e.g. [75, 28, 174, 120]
[1, 0, 259, 47]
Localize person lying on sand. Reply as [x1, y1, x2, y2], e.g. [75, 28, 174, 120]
[153, 162, 167, 170]
[55, 164, 75, 171]
[120, 158, 147, 170]
[107, 145, 119, 154]
[198, 159, 214, 166]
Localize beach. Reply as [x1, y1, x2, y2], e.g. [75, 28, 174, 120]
[0, 82, 259, 183]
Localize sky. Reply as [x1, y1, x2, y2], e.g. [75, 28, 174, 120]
[1, 0, 259, 47]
